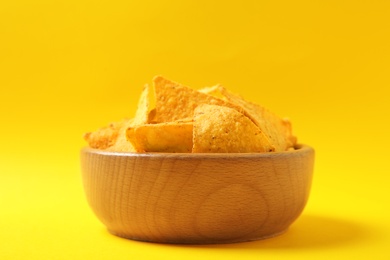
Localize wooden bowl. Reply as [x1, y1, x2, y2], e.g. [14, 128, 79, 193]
[80, 145, 314, 244]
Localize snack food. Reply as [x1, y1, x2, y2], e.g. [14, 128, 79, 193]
[84, 76, 296, 153]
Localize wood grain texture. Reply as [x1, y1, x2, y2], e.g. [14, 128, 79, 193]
[80, 145, 314, 244]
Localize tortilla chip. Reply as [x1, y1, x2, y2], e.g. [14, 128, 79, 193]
[106, 119, 136, 152]
[83, 122, 122, 150]
[197, 85, 225, 99]
[192, 104, 275, 153]
[217, 86, 296, 151]
[147, 108, 157, 123]
[84, 76, 297, 153]
[133, 84, 150, 126]
[153, 76, 242, 123]
[126, 121, 193, 153]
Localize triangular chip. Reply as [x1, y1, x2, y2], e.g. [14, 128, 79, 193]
[83, 122, 121, 150]
[133, 84, 150, 126]
[126, 121, 193, 153]
[153, 76, 242, 123]
[198, 85, 224, 98]
[192, 104, 275, 153]
[84, 119, 135, 152]
[147, 108, 157, 123]
[106, 118, 136, 152]
[217, 86, 296, 151]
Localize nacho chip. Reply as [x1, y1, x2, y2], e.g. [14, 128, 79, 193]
[84, 119, 136, 151]
[217, 86, 296, 151]
[192, 104, 275, 153]
[83, 121, 122, 150]
[84, 76, 297, 153]
[106, 119, 136, 152]
[126, 121, 193, 153]
[153, 76, 242, 123]
[198, 85, 225, 99]
[133, 84, 150, 126]
[147, 108, 157, 123]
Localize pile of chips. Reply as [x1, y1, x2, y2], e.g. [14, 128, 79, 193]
[84, 76, 296, 153]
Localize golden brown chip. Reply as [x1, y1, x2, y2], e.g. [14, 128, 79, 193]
[147, 108, 157, 123]
[217, 86, 296, 151]
[106, 119, 136, 152]
[133, 84, 150, 126]
[84, 76, 297, 154]
[197, 85, 225, 99]
[126, 121, 193, 153]
[153, 76, 242, 123]
[83, 122, 122, 150]
[192, 104, 275, 153]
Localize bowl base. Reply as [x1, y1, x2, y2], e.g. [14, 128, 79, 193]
[107, 228, 288, 245]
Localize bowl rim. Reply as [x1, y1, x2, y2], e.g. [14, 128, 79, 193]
[81, 144, 313, 159]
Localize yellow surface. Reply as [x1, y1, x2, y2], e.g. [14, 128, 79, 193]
[1, 0, 389, 259]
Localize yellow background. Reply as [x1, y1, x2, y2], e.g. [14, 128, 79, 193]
[1, 0, 389, 259]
